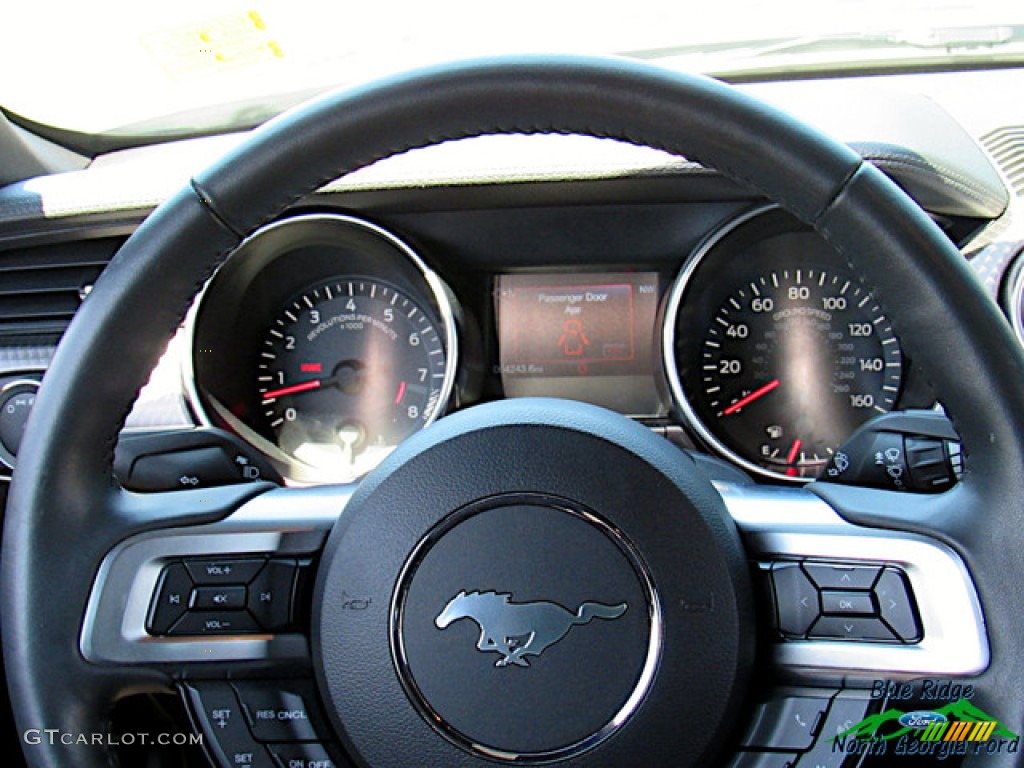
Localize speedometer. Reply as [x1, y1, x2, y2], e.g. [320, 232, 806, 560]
[664, 207, 904, 481]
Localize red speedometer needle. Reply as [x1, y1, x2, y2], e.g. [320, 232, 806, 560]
[262, 379, 322, 400]
[722, 378, 781, 416]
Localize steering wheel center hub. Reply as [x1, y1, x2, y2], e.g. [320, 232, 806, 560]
[393, 495, 657, 760]
[312, 399, 754, 767]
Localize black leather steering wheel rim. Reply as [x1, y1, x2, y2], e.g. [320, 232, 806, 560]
[5, 54, 1024, 767]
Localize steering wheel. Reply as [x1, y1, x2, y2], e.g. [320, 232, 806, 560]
[5, 55, 1024, 768]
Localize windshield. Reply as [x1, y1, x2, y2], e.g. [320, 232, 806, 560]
[3, 0, 1024, 137]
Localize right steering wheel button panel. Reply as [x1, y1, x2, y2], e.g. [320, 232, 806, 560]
[768, 560, 920, 643]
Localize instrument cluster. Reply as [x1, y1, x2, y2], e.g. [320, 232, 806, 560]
[187, 206, 926, 485]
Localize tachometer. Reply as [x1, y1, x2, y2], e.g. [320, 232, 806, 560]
[188, 213, 458, 485]
[664, 207, 904, 481]
[258, 278, 447, 477]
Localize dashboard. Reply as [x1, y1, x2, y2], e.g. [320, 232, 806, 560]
[0, 69, 1021, 495]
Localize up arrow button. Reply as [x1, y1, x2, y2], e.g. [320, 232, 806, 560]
[804, 563, 880, 590]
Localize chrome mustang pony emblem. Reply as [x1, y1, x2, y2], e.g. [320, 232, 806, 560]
[435, 590, 628, 668]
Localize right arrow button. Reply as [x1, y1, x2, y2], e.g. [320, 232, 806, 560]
[874, 567, 922, 643]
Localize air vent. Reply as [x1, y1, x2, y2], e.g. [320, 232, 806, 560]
[981, 125, 1024, 196]
[0, 238, 121, 342]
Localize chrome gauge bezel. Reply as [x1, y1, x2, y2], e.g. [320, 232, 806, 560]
[1007, 246, 1024, 347]
[663, 207, 788, 482]
[183, 212, 459, 485]
[662, 204, 903, 484]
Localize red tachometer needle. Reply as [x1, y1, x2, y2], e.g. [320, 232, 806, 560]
[722, 378, 781, 416]
[262, 379, 322, 400]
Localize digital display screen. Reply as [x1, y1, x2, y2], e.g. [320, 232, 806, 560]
[496, 272, 666, 416]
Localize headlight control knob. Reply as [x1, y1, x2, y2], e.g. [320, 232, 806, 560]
[0, 379, 40, 466]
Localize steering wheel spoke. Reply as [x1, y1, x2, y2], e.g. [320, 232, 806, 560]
[716, 480, 1012, 766]
[724, 481, 988, 683]
[82, 484, 351, 668]
[70, 483, 352, 768]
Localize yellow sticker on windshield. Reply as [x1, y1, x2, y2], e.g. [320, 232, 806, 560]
[142, 10, 284, 78]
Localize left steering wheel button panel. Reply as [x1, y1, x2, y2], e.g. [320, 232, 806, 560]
[148, 557, 302, 636]
[185, 682, 276, 768]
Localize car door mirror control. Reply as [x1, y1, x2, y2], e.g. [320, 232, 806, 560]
[147, 555, 315, 637]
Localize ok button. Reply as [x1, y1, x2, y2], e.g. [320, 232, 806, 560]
[820, 590, 874, 616]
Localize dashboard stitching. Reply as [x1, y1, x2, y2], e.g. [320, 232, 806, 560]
[864, 153, 1007, 212]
